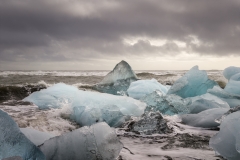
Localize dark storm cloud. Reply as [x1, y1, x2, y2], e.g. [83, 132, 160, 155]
[1, 0, 240, 63]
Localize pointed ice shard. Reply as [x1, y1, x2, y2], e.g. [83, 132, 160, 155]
[40, 122, 123, 160]
[223, 66, 240, 80]
[0, 110, 45, 160]
[181, 108, 229, 128]
[167, 66, 217, 98]
[94, 60, 138, 95]
[127, 79, 168, 99]
[209, 111, 240, 160]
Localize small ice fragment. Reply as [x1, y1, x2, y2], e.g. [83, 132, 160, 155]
[223, 66, 240, 80]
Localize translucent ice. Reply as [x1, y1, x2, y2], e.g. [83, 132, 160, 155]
[0, 110, 45, 160]
[181, 108, 229, 128]
[142, 91, 192, 115]
[188, 93, 230, 114]
[208, 86, 240, 108]
[167, 66, 217, 98]
[223, 66, 240, 80]
[209, 111, 240, 160]
[94, 60, 138, 95]
[24, 83, 146, 127]
[127, 79, 168, 99]
[40, 122, 123, 160]
[224, 73, 240, 96]
[20, 128, 54, 146]
[130, 111, 171, 135]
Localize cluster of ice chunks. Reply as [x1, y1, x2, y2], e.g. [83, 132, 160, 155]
[20, 128, 54, 146]
[94, 60, 138, 95]
[40, 122, 123, 160]
[167, 66, 217, 98]
[130, 111, 171, 135]
[209, 111, 240, 160]
[181, 108, 229, 128]
[223, 66, 240, 80]
[24, 83, 146, 127]
[0, 110, 45, 160]
[127, 79, 169, 99]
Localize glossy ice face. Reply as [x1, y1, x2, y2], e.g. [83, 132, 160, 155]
[0, 110, 45, 160]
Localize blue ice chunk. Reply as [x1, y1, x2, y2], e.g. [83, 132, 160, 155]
[167, 66, 217, 98]
[24, 83, 146, 127]
[0, 110, 45, 160]
[223, 66, 240, 80]
[40, 122, 123, 160]
[181, 108, 229, 128]
[224, 73, 240, 96]
[208, 86, 240, 108]
[94, 60, 138, 95]
[142, 91, 192, 115]
[188, 93, 230, 114]
[209, 111, 240, 160]
[127, 79, 168, 99]
[20, 128, 55, 146]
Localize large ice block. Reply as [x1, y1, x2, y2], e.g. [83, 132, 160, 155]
[24, 83, 146, 127]
[188, 93, 230, 114]
[0, 110, 45, 160]
[20, 128, 54, 146]
[40, 122, 123, 160]
[94, 60, 138, 95]
[167, 66, 217, 98]
[209, 111, 240, 160]
[223, 66, 240, 80]
[127, 79, 168, 99]
[142, 91, 192, 115]
[208, 86, 240, 108]
[181, 108, 229, 128]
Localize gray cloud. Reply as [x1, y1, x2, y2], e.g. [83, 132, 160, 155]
[1, 0, 240, 68]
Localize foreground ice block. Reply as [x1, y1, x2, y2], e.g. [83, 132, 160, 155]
[167, 66, 217, 98]
[20, 128, 54, 146]
[94, 60, 138, 95]
[188, 93, 230, 114]
[130, 111, 171, 135]
[0, 110, 45, 160]
[208, 86, 240, 108]
[127, 79, 168, 99]
[209, 111, 240, 160]
[40, 122, 123, 160]
[142, 91, 192, 115]
[223, 66, 240, 80]
[24, 83, 146, 127]
[181, 108, 229, 128]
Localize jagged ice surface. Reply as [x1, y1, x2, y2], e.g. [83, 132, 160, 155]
[127, 79, 168, 99]
[40, 122, 123, 160]
[167, 66, 217, 98]
[0, 110, 45, 160]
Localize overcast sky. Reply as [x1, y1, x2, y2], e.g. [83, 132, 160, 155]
[1, 0, 240, 70]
